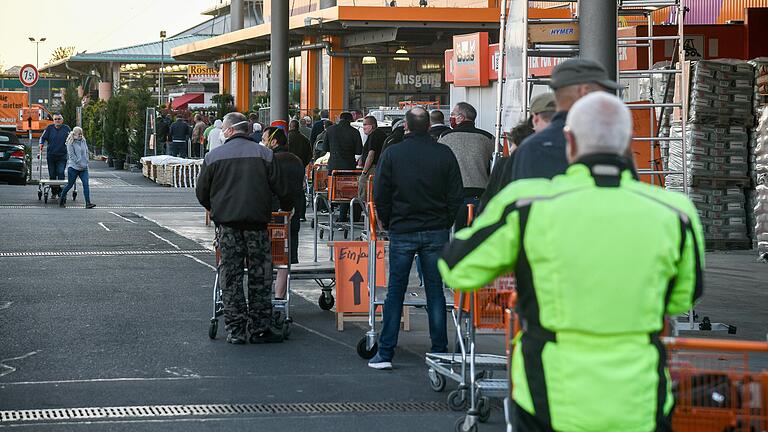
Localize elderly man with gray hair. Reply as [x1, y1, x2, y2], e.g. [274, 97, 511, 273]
[440, 92, 704, 432]
[196, 112, 293, 345]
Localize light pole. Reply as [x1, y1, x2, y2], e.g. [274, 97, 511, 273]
[159, 30, 166, 107]
[28, 37, 46, 69]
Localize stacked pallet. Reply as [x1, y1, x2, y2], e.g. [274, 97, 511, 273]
[667, 60, 755, 249]
[755, 109, 768, 260]
[139, 156, 203, 188]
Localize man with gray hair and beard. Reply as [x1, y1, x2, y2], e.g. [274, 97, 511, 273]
[196, 112, 293, 345]
[440, 92, 704, 432]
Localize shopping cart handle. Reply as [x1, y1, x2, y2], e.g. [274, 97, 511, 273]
[367, 201, 377, 242]
[662, 337, 768, 352]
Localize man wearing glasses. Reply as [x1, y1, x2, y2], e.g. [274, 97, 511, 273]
[39, 114, 71, 199]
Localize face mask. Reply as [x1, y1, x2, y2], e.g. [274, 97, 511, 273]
[449, 116, 458, 129]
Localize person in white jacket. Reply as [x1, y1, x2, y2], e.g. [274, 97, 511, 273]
[59, 127, 95, 208]
[207, 119, 225, 152]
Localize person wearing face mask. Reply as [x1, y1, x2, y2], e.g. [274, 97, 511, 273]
[438, 102, 493, 230]
[196, 112, 292, 345]
[357, 116, 387, 203]
[59, 127, 95, 209]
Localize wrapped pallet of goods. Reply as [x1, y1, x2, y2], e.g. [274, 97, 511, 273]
[667, 60, 754, 250]
[749, 58, 768, 251]
[756, 109, 768, 261]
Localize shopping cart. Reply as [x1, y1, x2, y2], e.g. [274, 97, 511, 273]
[314, 169, 362, 244]
[208, 212, 294, 340]
[665, 337, 768, 432]
[36, 148, 75, 204]
[349, 173, 375, 241]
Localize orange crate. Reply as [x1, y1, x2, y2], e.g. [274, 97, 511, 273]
[455, 275, 516, 330]
[269, 212, 290, 266]
[666, 338, 768, 432]
[313, 164, 328, 192]
[329, 170, 362, 201]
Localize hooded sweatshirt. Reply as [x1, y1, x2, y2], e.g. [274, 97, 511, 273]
[66, 137, 89, 171]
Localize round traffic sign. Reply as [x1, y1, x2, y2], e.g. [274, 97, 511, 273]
[19, 64, 39, 87]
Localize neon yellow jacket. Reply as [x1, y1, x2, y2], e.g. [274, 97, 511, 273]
[439, 155, 704, 432]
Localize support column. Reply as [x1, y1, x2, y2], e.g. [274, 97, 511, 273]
[234, 61, 250, 112]
[220, 62, 231, 94]
[327, 36, 345, 119]
[271, 0, 289, 123]
[301, 36, 319, 118]
[231, 0, 244, 32]
[578, 0, 617, 85]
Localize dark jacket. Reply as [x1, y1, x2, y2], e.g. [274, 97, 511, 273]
[288, 129, 312, 167]
[510, 111, 569, 181]
[39, 124, 71, 157]
[429, 124, 451, 141]
[479, 154, 515, 213]
[196, 134, 291, 230]
[374, 131, 463, 234]
[324, 119, 363, 173]
[169, 119, 191, 143]
[380, 125, 405, 155]
[271, 146, 305, 212]
[156, 116, 170, 142]
[438, 121, 495, 193]
[310, 119, 330, 147]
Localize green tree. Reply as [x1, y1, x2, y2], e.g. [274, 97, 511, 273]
[122, 83, 154, 162]
[61, 86, 81, 127]
[103, 95, 130, 165]
[211, 93, 234, 119]
[82, 100, 106, 154]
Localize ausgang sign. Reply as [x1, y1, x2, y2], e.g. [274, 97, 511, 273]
[188, 64, 219, 84]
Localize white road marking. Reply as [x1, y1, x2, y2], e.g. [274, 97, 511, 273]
[0, 301, 12, 311]
[98, 222, 111, 232]
[0, 351, 41, 378]
[184, 254, 216, 271]
[149, 231, 180, 249]
[108, 211, 137, 224]
[293, 323, 356, 350]
[164, 367, 201, 378]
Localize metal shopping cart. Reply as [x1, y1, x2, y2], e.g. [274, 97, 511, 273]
[36, 148, 75, 204]
[313, 169, 362, 243]
[208, 212, 294, 340]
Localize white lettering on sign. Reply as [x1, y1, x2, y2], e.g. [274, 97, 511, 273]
[394, 72, 442, 89]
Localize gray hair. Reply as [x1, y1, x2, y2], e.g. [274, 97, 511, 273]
[453, 102, 477, 122]
[223, 112, 249, 134]
[566, 92, 632, 158]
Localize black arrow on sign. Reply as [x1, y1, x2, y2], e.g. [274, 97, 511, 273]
[350, 271, 364, 306]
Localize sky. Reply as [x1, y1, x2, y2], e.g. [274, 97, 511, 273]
[0, 0, 219, 70]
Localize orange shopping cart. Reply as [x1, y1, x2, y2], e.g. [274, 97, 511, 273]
[313, 169, 362, 259]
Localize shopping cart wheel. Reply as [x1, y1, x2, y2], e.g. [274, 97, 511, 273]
[478, 397, 491, 423]
[282, 320, 292, 339]
[38, 191, 42, 200]
[428, 368, 446, 392]
[208, 318, 218, 339]
[72, 191, 77, 201]
[447, 389, 468, 411]
[318, 293, 335, 310]
[454, 416, 478, 432]
[356, 337, 378, 359]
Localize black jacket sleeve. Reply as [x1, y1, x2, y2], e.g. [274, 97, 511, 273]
[268, 157, 293, 212]
[373, 150, 393, 229]
[445, 152, 464, 229]
[195, 160, 213, 211]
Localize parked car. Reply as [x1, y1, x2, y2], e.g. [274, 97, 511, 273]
[0, 131, 27, 185]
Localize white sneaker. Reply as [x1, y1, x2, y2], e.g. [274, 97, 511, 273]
[367, 354, 393, 370]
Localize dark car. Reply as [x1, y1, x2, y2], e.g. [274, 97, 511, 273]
[0, 130, 28, 185]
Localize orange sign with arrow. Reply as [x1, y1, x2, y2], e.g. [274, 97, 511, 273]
[333, 241, 387, 313]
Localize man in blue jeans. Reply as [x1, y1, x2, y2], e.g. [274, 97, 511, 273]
[370, 107, 463, 370]
[39, 114, 70, 199]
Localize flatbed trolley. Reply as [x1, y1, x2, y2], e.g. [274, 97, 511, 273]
[36, 149, 75, 204]
[313, 169, 362, 245]
[208, 212, 294, 340]
[356, 201, 456, 360]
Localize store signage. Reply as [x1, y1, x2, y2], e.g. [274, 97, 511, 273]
[394, 72, 442, 89]
[665, 35, 704, 60]
[452, 32, 489, 87]
[187, 64, 219, 84]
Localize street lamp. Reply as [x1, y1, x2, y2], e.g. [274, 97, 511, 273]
[28, 37, 47, 69]
[159, 30, 166, 108]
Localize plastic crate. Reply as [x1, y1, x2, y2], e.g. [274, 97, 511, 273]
[269, 212, 291, 266]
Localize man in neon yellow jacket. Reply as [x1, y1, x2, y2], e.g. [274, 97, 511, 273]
[439, 92, 704, 432]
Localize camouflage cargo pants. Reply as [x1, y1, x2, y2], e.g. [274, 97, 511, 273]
[218, 226, 274, 334]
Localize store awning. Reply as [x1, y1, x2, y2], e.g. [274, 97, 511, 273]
[171, 93, 204, 109]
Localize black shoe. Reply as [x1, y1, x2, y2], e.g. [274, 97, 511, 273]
[59, 199, 66, 208]
[86, 203, 96, 209]
[226, 331, 247, 344]
[249, 327, 284, 344]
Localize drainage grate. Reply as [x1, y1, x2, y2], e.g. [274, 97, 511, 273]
[0, 401, 449, 423]
[0, 250, 210, 257]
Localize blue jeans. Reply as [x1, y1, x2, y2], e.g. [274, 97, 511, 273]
[377, 229, 449, 361]
[60, 167, 91, 204]
[167, 141, 187, 158]
[47, 154, 67, 193]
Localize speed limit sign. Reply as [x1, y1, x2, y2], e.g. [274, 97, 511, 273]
[19, 64, 39, 87]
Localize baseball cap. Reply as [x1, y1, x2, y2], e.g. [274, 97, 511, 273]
[549, 59, 618, 91]
[530, 93, 556, 114]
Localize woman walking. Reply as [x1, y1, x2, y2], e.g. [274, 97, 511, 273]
[59, 127, 95, 208]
